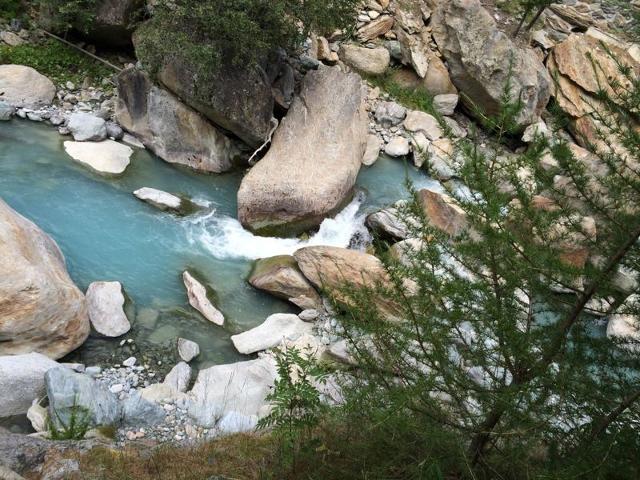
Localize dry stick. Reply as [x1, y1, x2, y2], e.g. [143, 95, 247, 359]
[40, 29, 122, 73]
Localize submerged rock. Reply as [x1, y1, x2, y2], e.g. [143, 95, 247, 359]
[0, 353, 59, 417]
[0, 100, 15, 120]
[0, 199, 89, 359]
[187, 357, 277, 429]
[231, 313, 314, 354]
[133, 187, 182, 212]
[64, 140, 132, 175]
[431, 0, 550, 129]
[116, 68, 241, 173]
[183, 271, 224, 326]
[248, 255, 321, 309]
[0, 65, 56, 108]
[237, 66, 367, 235]
[86, 281, 131, 337]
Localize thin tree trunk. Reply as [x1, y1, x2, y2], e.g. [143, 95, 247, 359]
[513, 6, 531, 38]
[525, 6, 547, 32]
[468, 224, 640, 465]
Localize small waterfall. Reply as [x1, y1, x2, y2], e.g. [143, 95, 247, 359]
[186, 192, 370, 260]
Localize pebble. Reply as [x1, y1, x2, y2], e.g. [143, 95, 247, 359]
[123, 356, 137, 367]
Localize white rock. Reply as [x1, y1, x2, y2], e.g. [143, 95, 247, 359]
[163, 362, 192, 393]
[183, 271, 224, 326]
[607, 314, 640, 352]
[109, 384, 124, 394]
[0, 353, 59, 417]
[86, 281, 131, 337]
[64, 140, 132, 175]
[177, 338, 200, 362]
[403, 110, 443, 140]
[362, 134, 382, 166]
[433, 94, 459, 116]
[230, 313, 314, 354]
[67, 112, 107, 141]
[134, 187, 182, 211]
[27, 399, 48, 432]
[299, 309, 319, 321]
[187, 357, 277, 428]
[384, 136, 410, 157]
[123, 357, 137, 367]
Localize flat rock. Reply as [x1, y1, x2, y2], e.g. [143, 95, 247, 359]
[0, 199, 89, 358]
[0, 65, 56, 108]
[64, 140, 132, 175]
[0, 353, 59, 417]
[133, 187, 182, 211]
[248, 255, 321, 309]
[183, 271, 224, 325]
[237, 66, 367, 235]
[230, 313, 314, 354]
[86, 281, 131, 337]
[403, 110, 442, 140]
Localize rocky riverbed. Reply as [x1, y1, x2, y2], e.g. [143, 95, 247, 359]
[1, 0, 640, 477]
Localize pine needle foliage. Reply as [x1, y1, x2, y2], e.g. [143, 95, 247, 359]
[315, 47, 640, 479]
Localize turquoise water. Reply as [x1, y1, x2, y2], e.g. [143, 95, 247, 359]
[0, 120, 439, 366]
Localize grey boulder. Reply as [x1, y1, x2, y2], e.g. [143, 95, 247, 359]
[67, 113, 108, 142]
[0, 353, 59, 417]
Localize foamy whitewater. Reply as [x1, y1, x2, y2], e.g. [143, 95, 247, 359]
[186, 193, 371, 260]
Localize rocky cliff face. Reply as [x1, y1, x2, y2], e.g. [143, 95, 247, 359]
[0, 199, 89, 359]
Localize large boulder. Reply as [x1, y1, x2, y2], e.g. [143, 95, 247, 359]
[293, 246, 398, 317]
[187, 357, 277, 429]
[45, 368, 121, 428]
[248, 255, 321, 309]
[0, 65, 56, 108]
[237, 66, 367, 235]
[116, 68, 241, 173]
[547, 33, 639, 151]
[149, 52, 276, 148]
[431, 0, 550, 129]
[0, 199, 89, 359]
[231, 313, 314, 355]
[0, 353, 59, 417]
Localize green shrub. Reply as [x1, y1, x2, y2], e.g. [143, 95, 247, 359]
[0, 39, 113, 85]
[136, 0, 359, 78]
[48, 401, 91, 441]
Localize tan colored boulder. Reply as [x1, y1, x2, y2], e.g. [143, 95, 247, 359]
[338, 44, 390, 76]
[293, 246, 396, 315]
[431, 0, 550, 129]
[418, 189, 468, 237]
[237, 66, 367, 235]
[183, 271, 224, 326]
[0, 199, 89, 359]
[358, 15, 395, 41]
[390, 63, 457, 96]
[248, 255, 321, 309]
[0, 65, 56, 108]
